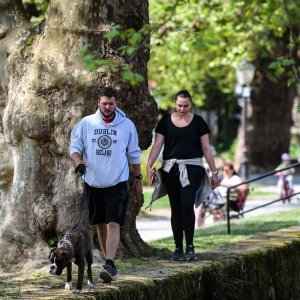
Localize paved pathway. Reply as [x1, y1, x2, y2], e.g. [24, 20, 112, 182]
[137, 180, 300, 242]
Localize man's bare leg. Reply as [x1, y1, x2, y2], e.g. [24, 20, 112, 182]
[99, 222, 120, 283]
[96, 223, 107, 258]
[106, 222, 120, 260]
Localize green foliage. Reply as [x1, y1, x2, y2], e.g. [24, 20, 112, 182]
[122, 66, 144, 85]
[148, 0, 300, 109]
[47, 236, 58, 247]
[104, 25, 146, 84]
[79, 44, 111, 71]
[290, 138, 300, 159]
[105, 25, 122, 43]
[79, 48, 143, 86]
[268, 57, 296, 84]
[79, 28, 145, 85]
[217, 138, 238, 161]
[105, 25, 144, 54]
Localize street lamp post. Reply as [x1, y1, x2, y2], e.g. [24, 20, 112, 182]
[234, 61, 255, 180]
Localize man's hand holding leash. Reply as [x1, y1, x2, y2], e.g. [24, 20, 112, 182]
[71, 152, 89, 177]
[75, 163, 86, 176]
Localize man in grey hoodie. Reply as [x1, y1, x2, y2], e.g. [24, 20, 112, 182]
[70, 87, 143, 283]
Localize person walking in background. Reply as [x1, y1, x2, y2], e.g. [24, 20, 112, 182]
[275, 153, 295, 202]
[70, 87, 143, 283]
[146, 89, 218, 261]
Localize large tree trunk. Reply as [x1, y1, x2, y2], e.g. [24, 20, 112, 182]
[247, 31, 298, 173]
[0, 0, 158, 269]
[248, 80, 295, 172]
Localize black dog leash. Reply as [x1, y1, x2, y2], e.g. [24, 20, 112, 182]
[69, 163, 87, 232]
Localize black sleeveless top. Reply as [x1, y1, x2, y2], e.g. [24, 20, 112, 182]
[155, 114, 210, 160]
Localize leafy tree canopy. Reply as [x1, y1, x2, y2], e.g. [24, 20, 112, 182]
[148, 0, 299, 109]
[20, 0, 299, 110]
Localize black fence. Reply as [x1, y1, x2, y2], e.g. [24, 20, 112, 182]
[226, 162, 300, 234]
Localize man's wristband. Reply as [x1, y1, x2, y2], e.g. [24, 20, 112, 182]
[134, 174, 143, 180]
[212, 170, 218, 176]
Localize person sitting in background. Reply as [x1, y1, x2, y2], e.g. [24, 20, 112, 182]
[218, 162, 242, 197]
[196, 162, 246, 226]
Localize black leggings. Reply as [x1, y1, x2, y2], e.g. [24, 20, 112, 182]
[162, 164, 205, 248]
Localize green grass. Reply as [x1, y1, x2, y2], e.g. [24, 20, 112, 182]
[115, 258, 153, 271]
[150, 208, 300, 252]
[248, 190, 276, 197]
[142, 183, 279, 212]
[142, 192, 169, 211]
[248, 185, 276, 197]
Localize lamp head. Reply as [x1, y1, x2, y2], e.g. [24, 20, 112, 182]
[235, 60, 255, 86]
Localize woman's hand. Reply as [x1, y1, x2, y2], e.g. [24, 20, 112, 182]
[147, 166, 156, 185]
[211, 174, 219, 189]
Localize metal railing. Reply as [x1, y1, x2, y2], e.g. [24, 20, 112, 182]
[226, 162, 300, 234]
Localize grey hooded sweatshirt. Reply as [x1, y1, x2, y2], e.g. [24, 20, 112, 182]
[70, 107, 141, 188]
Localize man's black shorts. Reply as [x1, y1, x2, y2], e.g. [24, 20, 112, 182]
[84, 181, 128, 225]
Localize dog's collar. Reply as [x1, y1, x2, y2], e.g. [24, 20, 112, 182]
[60, 235, 74, 257]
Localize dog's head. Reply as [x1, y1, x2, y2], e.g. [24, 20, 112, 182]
[48, 247, 72, 276]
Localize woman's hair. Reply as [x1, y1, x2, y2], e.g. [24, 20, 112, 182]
[222, 162, 238, 176]
[174, 90, 192, 102]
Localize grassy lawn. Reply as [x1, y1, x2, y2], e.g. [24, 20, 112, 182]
[142, 182, 300, 254]
[150, 208, 300, 252]
[115, 207, 300, 270]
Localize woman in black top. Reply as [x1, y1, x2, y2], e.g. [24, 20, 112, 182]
[147, 90, 219, 261]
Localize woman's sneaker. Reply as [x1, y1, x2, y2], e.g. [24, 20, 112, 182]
[171, 247, 185, 261]
[186, 244, 197, 261]
[100, 264, 118, 283]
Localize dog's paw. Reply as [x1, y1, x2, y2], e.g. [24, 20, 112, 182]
[65, 281, 72, 290]
[73, 290, 81, 294]
[87, 280, 94, 289]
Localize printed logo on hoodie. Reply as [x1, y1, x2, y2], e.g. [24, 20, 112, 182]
[93, 128, 118, 156]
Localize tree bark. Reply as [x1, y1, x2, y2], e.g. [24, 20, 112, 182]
[248, 79, 295, 172]
[0, 0, 158, 269]
[247, 31, 298, 172]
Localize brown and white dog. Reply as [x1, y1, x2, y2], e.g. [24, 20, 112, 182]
[49, 224, 94, 294]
